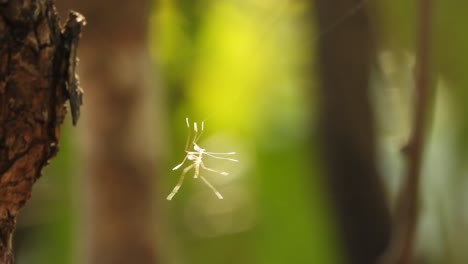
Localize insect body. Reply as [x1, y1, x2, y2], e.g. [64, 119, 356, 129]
[63, 12, 86, 125]
[167, 118, 238, 200]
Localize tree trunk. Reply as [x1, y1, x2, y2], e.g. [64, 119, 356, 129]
[57, 1, 160, 263]
[0, 1, 84, 263]
[313, 1, 391, 263]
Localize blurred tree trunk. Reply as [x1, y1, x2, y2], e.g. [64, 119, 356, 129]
[0, 1, 84, 263]
[314, 1, 391, 263]
[57, 1, 160, 264]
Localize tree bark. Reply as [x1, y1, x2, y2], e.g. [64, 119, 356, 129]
[314, 0, 391, 263]
[0, 1, 84, 263]
[57, 1, 160, 263]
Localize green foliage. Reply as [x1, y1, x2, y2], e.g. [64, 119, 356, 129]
[152, 0, 339, 263]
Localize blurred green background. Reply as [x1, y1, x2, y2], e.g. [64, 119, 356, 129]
[12, 0, 468, 263]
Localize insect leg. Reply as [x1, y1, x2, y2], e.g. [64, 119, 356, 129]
[194, 161, 200, 178]
[204, 151, 236, 155]
[199, 176, 223, 199]
[172, 155, 188, 171]
[167, 164, 195, 200]
[201, 161, 229, 176]
[204, 153, 238, 162]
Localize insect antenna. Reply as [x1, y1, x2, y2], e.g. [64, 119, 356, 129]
[192, 121, 205, 144]
[184, 117, 193, 151]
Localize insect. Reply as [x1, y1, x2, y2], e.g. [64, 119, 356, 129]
[63, 11, 86, 126]
[167, 118, 238, 200]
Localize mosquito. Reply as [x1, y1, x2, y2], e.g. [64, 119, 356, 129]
[167, 118, 238, 200]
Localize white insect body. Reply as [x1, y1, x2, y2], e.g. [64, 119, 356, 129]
[167, 118, 238, 200]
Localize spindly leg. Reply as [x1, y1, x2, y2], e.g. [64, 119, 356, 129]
[172, 155, 188, 171]
[201, 161, 229, 176]
[193, 162, 200, 178]
[204, 153, 238, 162]
[167, 164, 195, 200]
[199, 176, 223, 199]
[205, 151, 236, 155]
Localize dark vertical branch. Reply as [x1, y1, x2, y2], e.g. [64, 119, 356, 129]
[383, 0, 432, 263]
[313, 0, 391, 263]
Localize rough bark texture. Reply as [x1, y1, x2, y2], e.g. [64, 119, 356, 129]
[57, 1, 159, 263]
[0, 1, 84, 263]
[314, 0, 391, 263]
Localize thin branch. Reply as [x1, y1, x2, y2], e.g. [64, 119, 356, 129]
[382, 0, 432, 263]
